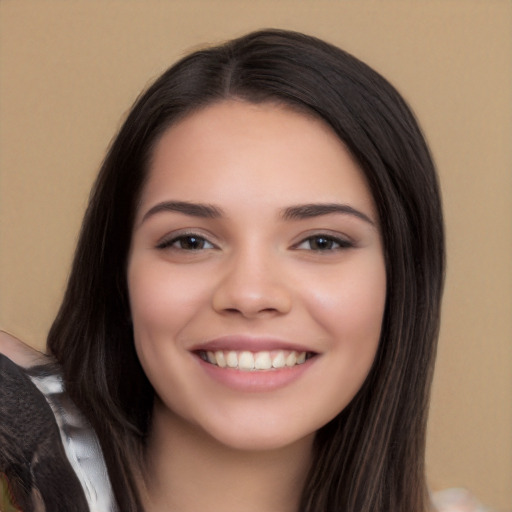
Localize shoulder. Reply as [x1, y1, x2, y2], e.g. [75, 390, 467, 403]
[0, 331, 51, 368]
[431, 488, 491, 512]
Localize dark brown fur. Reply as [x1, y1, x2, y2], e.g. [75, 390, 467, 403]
[0, 355, 89, 512]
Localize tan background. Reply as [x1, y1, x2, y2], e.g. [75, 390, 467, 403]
[0, 1, 510, 510]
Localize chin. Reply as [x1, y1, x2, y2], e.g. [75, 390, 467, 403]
[214, 430, 315, 454]
[195, 414, 318, 453]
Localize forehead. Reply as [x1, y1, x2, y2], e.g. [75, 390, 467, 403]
[139, 100, 376, 218]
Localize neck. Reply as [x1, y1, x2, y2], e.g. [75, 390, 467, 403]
[141, 401, 314, 512]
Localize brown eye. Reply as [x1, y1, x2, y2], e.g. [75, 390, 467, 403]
[157, 234, 214, 251]
[296, 235, 352, 251]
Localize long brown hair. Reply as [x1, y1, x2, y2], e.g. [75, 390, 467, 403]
[48, 29, 445, 511]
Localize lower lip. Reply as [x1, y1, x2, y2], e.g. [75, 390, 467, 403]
[195, 356, 315, 392]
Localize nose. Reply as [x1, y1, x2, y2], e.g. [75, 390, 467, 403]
[211, 248, 293, 319]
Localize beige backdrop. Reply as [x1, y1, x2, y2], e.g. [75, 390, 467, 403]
[1, 1, 510, 510]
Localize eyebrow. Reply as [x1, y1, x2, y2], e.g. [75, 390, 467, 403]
[141, 201, 224, 222]
[281, 203, 375, 225]
[141, 200, 375, 226]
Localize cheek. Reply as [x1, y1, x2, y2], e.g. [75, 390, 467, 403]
[127, 259, 209, 341]
[307, 261, 386, 419]
[306, 255, 386, 354]
[127, 260, 214, 402]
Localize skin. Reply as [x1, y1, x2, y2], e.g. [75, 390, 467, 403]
[127, 100, 387, 511]
[0, 331, 49, 368]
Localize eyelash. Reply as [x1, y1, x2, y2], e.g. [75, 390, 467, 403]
[156, 233, 353, 252]
[156, 234, 216, 251]
[294, 234, 353, 252]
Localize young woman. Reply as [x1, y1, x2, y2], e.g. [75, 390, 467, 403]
[2, 29, 444, 512]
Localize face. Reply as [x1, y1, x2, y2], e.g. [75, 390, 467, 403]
[128, 100, 386, 451]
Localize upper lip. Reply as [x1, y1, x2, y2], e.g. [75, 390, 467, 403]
[189, 335, 315, 354]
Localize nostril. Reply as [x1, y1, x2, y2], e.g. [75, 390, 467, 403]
[211, 275, 293, 317]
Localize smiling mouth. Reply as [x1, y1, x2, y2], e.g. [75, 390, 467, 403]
[197, 349, 315, 371]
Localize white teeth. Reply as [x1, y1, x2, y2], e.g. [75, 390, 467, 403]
[285, 352, 297, 366]
[272, 351, 286, 369]
[226, 351, 238, 368]
[238, 351, 254, 371]
[201, 349, 310, 371]
[254, 351, 272, 370]
[215, 350, 227, 368]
